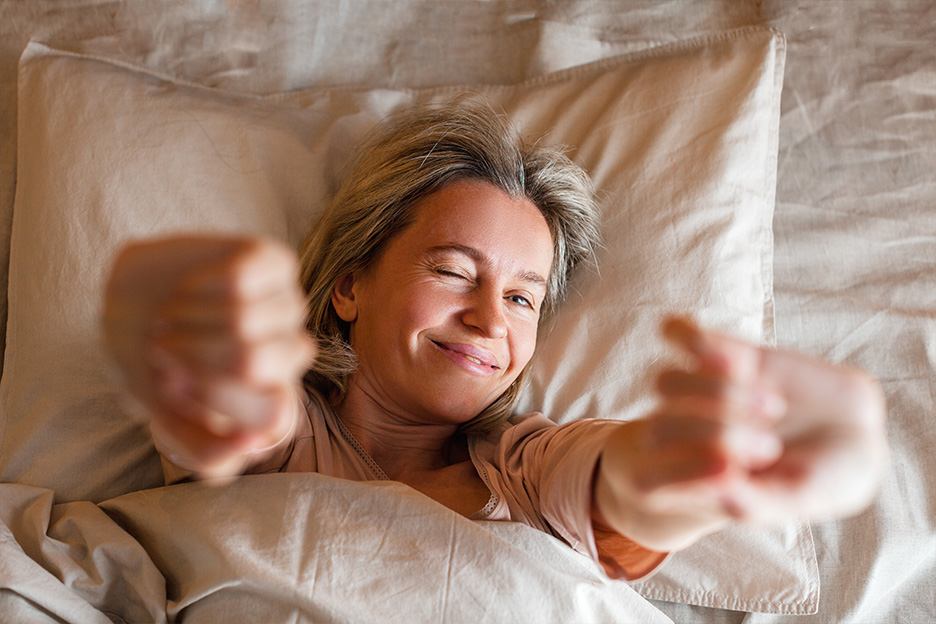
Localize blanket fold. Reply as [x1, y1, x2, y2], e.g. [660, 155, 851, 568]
[1, 475, 671, 623]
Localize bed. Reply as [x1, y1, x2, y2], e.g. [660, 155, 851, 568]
[0, 2, 933, 622]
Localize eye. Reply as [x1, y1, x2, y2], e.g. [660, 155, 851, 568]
[433, 265, 470, 280]
[506, 293, 534, 309]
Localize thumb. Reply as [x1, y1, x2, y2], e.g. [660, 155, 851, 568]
[661, 316, 761, 382]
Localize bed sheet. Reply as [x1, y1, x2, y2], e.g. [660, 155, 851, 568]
[0, 475, 671, 623]
[1, 1, 933, 623]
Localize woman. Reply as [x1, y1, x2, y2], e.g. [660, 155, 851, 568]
[103, 103, 888, 581]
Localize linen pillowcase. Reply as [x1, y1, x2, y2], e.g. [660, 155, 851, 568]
[3, 27, 816, 613]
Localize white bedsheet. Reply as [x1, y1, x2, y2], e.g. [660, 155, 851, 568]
[0, 475, 670, 623]
[1, 2, 934, 623]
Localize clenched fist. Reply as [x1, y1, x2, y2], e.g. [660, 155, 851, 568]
[103, 236, 316, 479]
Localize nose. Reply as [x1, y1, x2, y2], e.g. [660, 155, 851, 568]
[462, 287, 508, 339]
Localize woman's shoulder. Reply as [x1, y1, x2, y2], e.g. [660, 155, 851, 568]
[502, 411, 617, 435]
[503, 410, 559, 434]
[298, 384, 332, 420]
[472, 411, 563, 452]
[475, 412, 621, 456]
[470, 410, 556, 444]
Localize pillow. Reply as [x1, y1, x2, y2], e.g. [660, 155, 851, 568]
[2, 28, 818, 614]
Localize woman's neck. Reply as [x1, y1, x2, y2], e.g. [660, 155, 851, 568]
[333, 380, 463, 480]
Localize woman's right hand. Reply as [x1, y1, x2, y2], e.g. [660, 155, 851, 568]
[102, 236, 316, 479]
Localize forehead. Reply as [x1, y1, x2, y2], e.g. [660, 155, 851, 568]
[401, 179, 554, 279]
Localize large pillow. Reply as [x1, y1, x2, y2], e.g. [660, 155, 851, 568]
[2, 28, 818, 614]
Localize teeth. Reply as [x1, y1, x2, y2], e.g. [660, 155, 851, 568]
[464, 355, 482, 365]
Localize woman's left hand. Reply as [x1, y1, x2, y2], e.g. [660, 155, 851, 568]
[594, 316, 888, 552]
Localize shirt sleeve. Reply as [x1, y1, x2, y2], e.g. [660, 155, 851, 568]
[473, 414, 668, 581]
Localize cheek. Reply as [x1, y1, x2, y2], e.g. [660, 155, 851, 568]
[405, 291, 445, 324]
[406, 280, 465, 320]
[377, 283, 457, 349]
[510, 321, 539, 369]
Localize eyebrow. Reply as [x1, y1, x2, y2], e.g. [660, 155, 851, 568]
[426, 243, 549, 290]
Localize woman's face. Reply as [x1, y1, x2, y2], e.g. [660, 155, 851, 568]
[332, 179, 554, 424]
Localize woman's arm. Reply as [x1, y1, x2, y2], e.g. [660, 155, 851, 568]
[102, 236, 316, 480]
[593, 317, 888, 553]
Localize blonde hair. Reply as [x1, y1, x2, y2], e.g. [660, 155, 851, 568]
[299, 101, 600, 433]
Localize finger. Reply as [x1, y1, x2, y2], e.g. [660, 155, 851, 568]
[199, 380, 298, 435]
[150, 407, 257, 475]
[661, 316, 729, 373]
[661, 316, 763, 382]
[642, 409, 783, 470]
[155, 288, 308, 343]
[151, 382, 296, 481]
[640, 412, 724, 446]
[152, 356, 300, 440]
[629, 444, 730, 493]
[726, 432, 882, 524]
[153, 332, 316, 385]
[150, 413, 276, 481]
[715, 464, 812, 524]
[653, 389, 748, 426]
[722, 422, 784, 470]
[656, 370, 787, 421]
[173, 238, 301, 302]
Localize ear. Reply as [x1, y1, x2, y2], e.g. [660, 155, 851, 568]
[331, 273, 359, 322]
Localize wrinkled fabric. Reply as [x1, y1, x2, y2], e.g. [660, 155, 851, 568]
[0, 484, 166, 624]
[0, 2, 933, 624]
[0, 478, 675, 624]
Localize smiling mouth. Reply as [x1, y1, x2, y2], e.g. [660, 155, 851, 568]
[431, 340, 499, 370]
